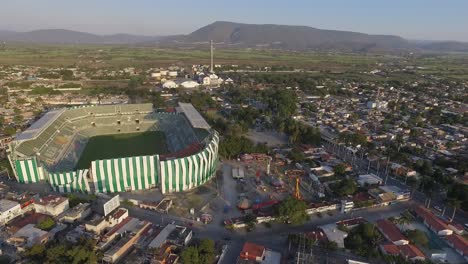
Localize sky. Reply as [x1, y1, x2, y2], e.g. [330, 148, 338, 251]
[1, 0, 467, 41]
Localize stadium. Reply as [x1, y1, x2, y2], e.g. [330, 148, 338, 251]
[7, 103, 219, 195]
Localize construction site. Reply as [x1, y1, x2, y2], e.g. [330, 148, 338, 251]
[219, 151, 329, 227]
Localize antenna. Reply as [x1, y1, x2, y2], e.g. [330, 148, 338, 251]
[210, 40, 214, 73]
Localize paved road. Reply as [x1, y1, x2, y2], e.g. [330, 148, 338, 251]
[128, 198, 411, 264]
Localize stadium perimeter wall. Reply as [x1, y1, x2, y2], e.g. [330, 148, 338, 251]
[42, 131, 219, 194]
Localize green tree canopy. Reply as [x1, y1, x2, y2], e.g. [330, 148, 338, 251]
[275, 196, 309, 225]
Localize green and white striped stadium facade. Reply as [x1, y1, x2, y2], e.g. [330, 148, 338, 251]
[14, 158, 44, 183]
[12, 132, 219, 195]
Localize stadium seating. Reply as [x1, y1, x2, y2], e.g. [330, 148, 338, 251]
[14, 104, 206, 173]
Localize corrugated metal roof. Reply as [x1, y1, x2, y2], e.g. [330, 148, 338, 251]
[177, 102, 210, 130]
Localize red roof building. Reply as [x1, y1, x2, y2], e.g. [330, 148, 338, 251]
[239, 242, 265, 262]
[399, 244, 426, 261]
[414, 206, 453, 236]
[336, 217, 367, 229]
[381, 243, 400, 255]
[446, 234, 468, 262]
[376, 219, 409, 245]
[380, 243, 426, 261]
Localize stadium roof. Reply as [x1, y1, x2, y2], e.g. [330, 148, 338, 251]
[15, 109, 65, 141]
[177, 103, 211, 130]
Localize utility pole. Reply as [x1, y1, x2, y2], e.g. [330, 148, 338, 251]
[210, 40, 214, 73]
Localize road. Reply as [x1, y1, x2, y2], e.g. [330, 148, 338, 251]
[128, 199, 411, 264]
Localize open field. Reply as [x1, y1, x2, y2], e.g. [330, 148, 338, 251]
[1, 44, 467, 79]
[0, 44, 392, 71]
[75, 131, 168, 169]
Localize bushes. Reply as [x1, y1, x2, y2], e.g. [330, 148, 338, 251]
[36, 217, 56, 231]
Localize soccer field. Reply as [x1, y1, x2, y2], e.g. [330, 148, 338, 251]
[75, 131, 169, 169]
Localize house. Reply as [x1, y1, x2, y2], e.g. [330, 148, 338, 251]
[414, 206, 453, 236]
[60, 203, 91, 223]
[0, 199, 22, 225]
[8, 224, 50, 248]
[85, 208, 128, 234]
[379, 186, 410, 201]
[166, 225, 193, 246]
[306, 202, 338, 215]
[336, 217, 367, 229]
[380, 243, 426, 262]
[376, 219, 409, 245]
[357, 174, 382, 186]
[399, 244, 426, 261]
[34, 195, 69, 217]
[102, 220, 151, 263]
[445, 234, 468, 262]
[320, 223, 348, 248]
[239, 242, 266, 262]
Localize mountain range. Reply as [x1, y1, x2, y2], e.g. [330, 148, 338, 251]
[1, 21, 468, 52]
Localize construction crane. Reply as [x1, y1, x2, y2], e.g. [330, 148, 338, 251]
[294, 177, 302, 200]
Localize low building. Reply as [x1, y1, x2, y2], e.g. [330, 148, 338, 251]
[376, 219, 409, 245]
[239, 242, 266, 262]
[8, 224, 49, 248]
[310, 166, 334, 178]
[102, 220, 151, 263]
[320, 224, 348, 248]
[167, 225, 193, 246]
[341, 200, 354, 213]
[379, 186, 410, 201]
[60, 203, 91, 223]
[336, 217, 367, 229]
[34, 195, 69, 217]
[85, 208, 128, 235]
[445, 234, 468, 262]
[148, 224, 177, 250]
[306, 202, 338, 215]
[66, 225, 93, 244]
[262, 249, 281, 264]
[380, 243, 426, 261]
[414, 206, 453, 236]
[357, 174, 382, 186]
[0, 199, 22, 225]
[232, 167, 245, 179]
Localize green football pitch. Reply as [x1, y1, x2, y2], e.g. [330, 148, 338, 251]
[75, 131, 169, 169]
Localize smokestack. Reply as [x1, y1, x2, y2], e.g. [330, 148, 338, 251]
[210, 40, 214, 73]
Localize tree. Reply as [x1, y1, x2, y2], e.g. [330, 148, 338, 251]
[36, 216, 55, 231]
[344, 223, 382, 257]
[24, 244, 46, 260]
[276, 196, 309, 225]
[448, 199, 462, 222]
[180, 239, 215, 264]
[14, 115, 23, 123]
[3, 126, 16, 136]
[333, 164, 346, 176]
[16, 98, 27, 104]
[333, 178, 357, 196]
[322, 240, 338, 251]
[181, 246, 199, 264]
[406, 229, 428, 246]
[198, 239, 215, 264]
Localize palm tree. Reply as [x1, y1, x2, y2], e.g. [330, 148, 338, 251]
[449, 199, 462, 222]
[420, 177, 434, 208]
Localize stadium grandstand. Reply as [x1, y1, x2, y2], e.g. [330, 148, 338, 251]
[7, 103, 219, 195]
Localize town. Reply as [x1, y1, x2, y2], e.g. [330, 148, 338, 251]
[0, 3, 467, 263]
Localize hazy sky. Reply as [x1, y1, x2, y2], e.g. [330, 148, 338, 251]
[1, 0, 467, 41]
